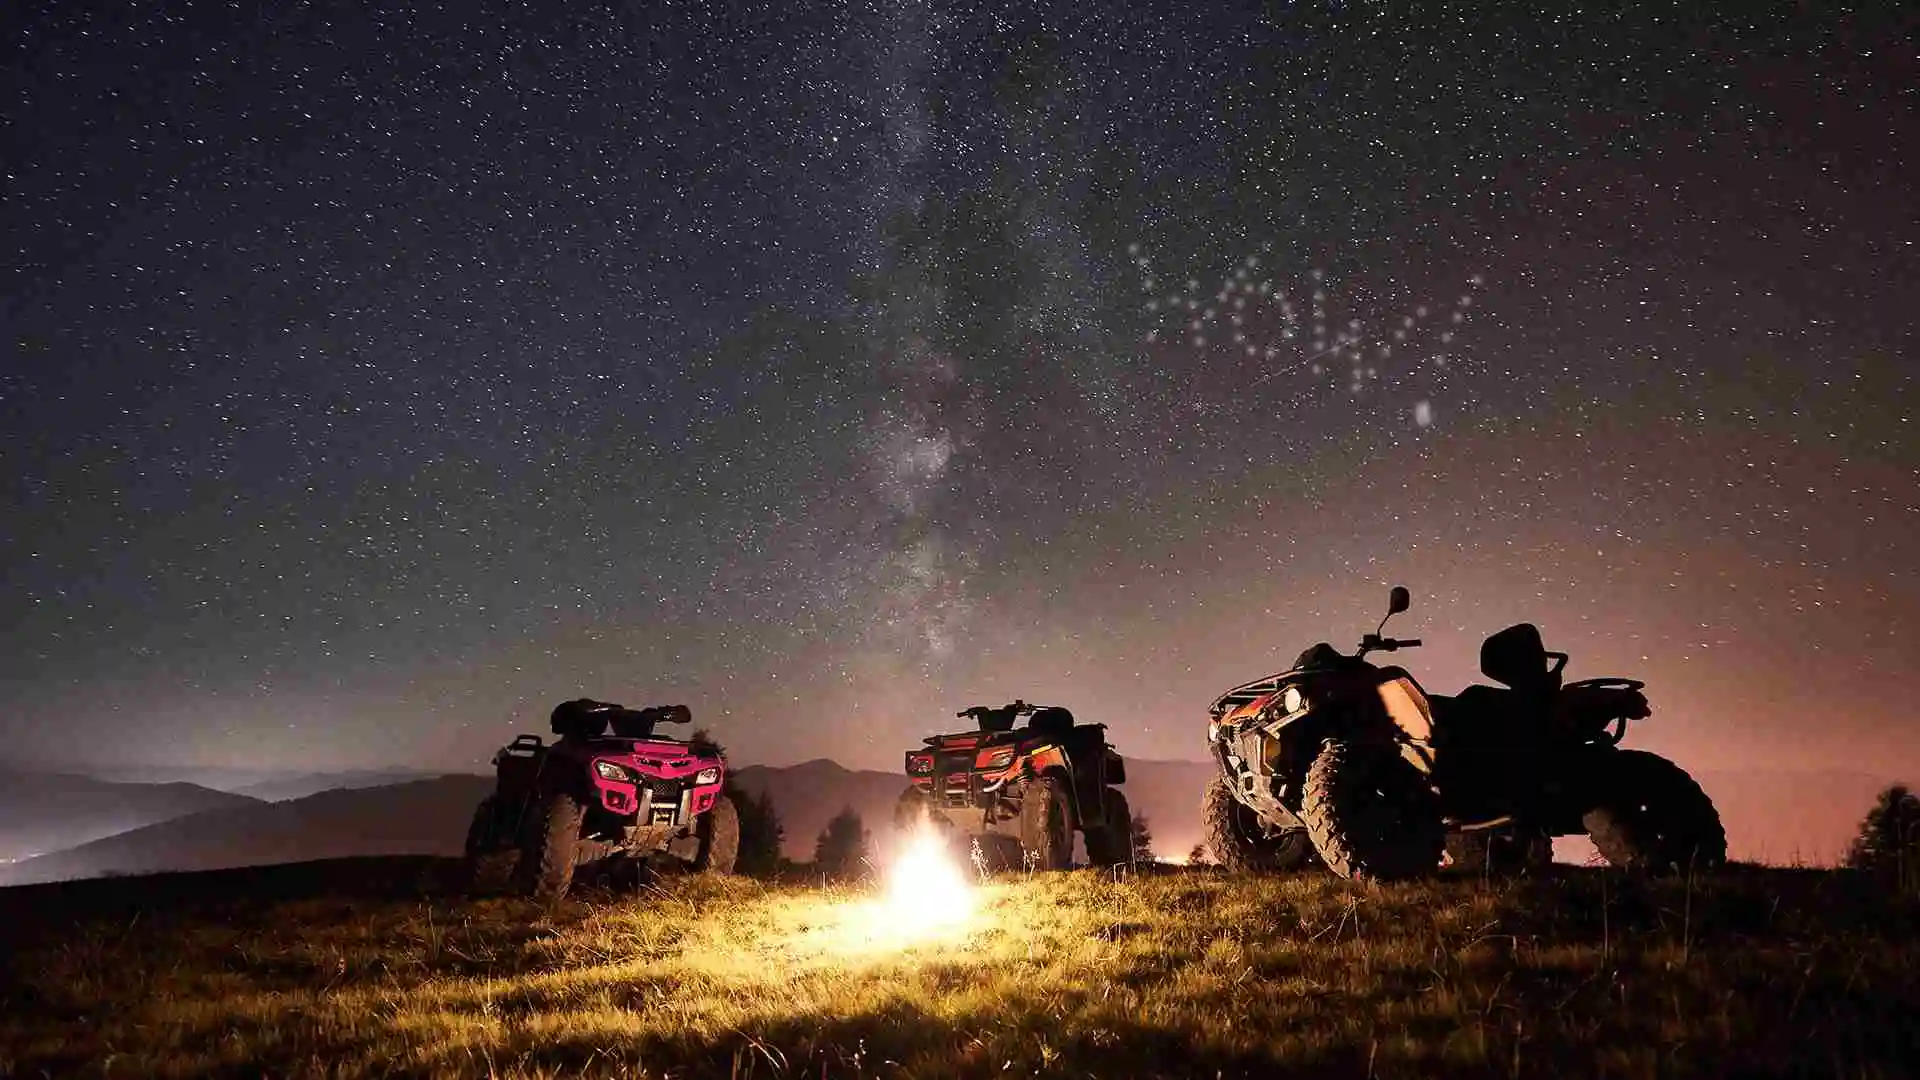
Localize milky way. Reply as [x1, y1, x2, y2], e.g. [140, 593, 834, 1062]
[2, 2, 1914, 779]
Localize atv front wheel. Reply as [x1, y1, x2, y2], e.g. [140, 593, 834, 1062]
[692, 792, 740, 874]
[970, 834, 1024, 874]
[516, 792, 586, 900]
[1444, 827, 1554, 877]
[1083, 786, 1135, 867]
[1018, 774, 1073, 871]
[459, 796, 519, 893]
[1299, 740, 1445, 883]
[1582, 749, 1726, 874]
[894, 785, 937, 834]
[1202, 775, 1316, 872]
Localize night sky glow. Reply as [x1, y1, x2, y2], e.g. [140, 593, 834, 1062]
[3, 3, 1915, 779]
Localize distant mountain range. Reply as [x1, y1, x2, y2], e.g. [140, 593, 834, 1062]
[0, 759, 1900, 886]
[0, 770, 264, 864]
[0, 775, 490, 886]
[60, 764, 449, 802]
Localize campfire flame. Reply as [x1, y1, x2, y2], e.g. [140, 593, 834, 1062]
[883, 817, 973, 930]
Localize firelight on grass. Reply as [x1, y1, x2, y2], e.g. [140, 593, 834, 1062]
[884, 819, 973, 931]
[766, 820, 983, 961]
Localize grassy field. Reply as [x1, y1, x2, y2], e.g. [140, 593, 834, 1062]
[1, 857, 1915, 1079]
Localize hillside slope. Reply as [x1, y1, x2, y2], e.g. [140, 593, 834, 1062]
[0, 858, 1914, 1078]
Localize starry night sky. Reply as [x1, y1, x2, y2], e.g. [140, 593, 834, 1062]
[4, 2, 1915, 778]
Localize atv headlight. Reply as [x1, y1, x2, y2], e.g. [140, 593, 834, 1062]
[594, 760, 638, 784]
[980, 746, 1017, 770]
[1282, 686, 1307, 714]
[694, 766, 721, 785]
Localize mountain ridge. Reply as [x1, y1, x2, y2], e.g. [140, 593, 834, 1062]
[0, 770, 266, 864]
[0, 760, 1900, 886]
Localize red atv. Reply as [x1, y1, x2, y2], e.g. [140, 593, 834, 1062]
[463, 698, 737, 899]
[895, 700, 1133, 871]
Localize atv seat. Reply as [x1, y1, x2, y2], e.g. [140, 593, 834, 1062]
[1480, 623, 1565, 697]
[1433, 624, 1567, 752]
[1027, 706, 1075, 737]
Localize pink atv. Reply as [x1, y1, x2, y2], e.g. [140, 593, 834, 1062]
[462, 698, 737, 899]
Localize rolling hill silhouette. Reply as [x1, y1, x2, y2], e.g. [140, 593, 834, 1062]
[0, 770, 265, 864]
[0, 775, 489, 886]
[0, 759, 1895, 887]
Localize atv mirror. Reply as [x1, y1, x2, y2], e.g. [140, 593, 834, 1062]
[1371, 585, 1412, 643]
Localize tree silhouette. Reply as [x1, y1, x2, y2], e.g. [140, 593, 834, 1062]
[1847, 783, 1920, 894]
[814, 806, 872, 879]
[686, 727, 784, 876]
[1130, 812, 1156, 863]
[734, 788, 787, 877]
[688, 726, 725, 760]
[1187, 842, 1209, 866]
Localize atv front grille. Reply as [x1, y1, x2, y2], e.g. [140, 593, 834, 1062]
[644, 778, 686, 825]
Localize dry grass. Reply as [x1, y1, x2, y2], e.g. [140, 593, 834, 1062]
[0, 857, 1915, 1078]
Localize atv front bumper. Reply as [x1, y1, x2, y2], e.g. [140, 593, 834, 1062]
[911, 767, 1022, 828]
[924, 770, 999, 811]
[593, 776, 720, 828]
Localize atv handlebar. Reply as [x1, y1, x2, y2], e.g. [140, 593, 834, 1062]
[957, 699, 1035, 719]
[638, 704, 692, 725]
[1357, 634, 1422, 656]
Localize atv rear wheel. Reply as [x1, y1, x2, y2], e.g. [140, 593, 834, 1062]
[1299, 740, 1444, 883]
[459, 796, 519, 893]
[1083, 786, 1135, 867]
[1203, 775, 1315, 872]
[692, 792, 740, 874]
[1582, 749, 1726, 874]
[1018, 774, 1073, 871]
[1445, 827, 1554, 877]
[516, 792, 586, 900]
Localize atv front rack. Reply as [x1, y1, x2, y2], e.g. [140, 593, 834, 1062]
[1208, 670, 1302, 720]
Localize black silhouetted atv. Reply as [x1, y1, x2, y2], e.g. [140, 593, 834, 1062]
[895, 700, 1133, 871]
[1204, 586, 1725, 882]
[463, 698, 737, 900]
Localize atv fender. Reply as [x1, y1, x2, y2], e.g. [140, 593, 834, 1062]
[1037, 731, 1124, 831]
[1026, 758, 1082, 831]
[1257, 702, 1412, 805]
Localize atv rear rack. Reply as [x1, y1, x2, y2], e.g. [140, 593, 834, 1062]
[492, 734, 545, 767]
